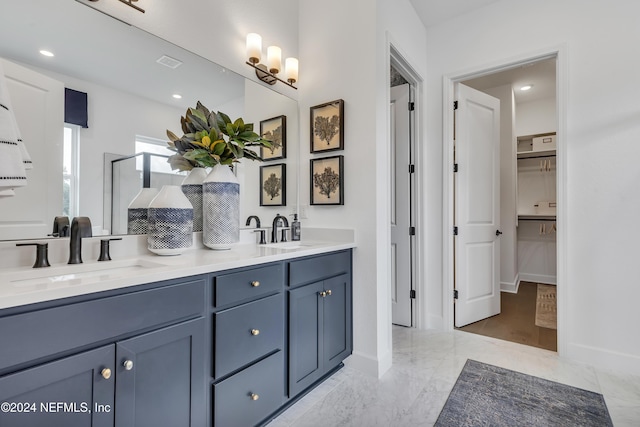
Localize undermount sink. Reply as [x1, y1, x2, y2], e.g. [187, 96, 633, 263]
[260, 242, 310, 250]
[4, 259, 169, 288]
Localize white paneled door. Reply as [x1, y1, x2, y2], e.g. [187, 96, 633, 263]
[0, 59, 64, 240]
[390, 83, 413, 327]
[454, 83, 501, 328]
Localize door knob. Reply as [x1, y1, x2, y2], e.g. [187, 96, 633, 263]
[495, 230, 503, 236]
[123, 360, 134, 371]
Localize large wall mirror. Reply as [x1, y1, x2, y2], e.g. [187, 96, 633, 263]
[0, 0, 298, 241]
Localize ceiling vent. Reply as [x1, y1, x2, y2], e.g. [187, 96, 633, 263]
[156, 55, 182, 69]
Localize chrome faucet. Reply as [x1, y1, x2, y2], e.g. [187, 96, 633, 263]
[245, 215, 261, 228]
[68, 217, 93, 264]
[271, 214, 289, 243]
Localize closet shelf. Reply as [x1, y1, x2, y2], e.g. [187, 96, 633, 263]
[518, 215, 556, 221]
[517, 149, 556, 159]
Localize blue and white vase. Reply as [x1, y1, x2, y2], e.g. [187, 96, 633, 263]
[202, 164, 239, 250]
[127, 187, 159, 235]
[147, 185, 193, 255]
[181, 167, 207, 232]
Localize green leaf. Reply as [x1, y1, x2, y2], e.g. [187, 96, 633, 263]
[196, 101, 210, 117]
[167, 154, 194, 172]
[187, 110, 208, 132]
[212, 141, 226, 155]
[233, 118, 245, 132]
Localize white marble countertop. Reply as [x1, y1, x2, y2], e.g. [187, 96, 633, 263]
[0, 228, 355, 310]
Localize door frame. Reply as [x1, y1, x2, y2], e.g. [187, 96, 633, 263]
[441, 45, 568, 355]
[389, 44, 423, 329]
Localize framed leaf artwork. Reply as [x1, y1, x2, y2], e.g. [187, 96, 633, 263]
[310, 99, 344, 153]
[310, 155, 344, 205]
[260, 115, 287, 160]
[260, 163, 286, 206]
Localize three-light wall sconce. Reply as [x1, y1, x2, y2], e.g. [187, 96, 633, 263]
[246, 33, 298, 89]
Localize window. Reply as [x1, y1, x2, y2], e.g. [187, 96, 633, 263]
[135, 135, 181, 176]
[63, 124, 80, 217]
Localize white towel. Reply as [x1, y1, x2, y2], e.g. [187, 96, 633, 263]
[0, 60, 28, 196]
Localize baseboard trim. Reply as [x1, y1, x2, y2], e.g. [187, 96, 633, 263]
[501, 274, 520, 293]
[519, 273, 556, 285]
[566, 342, 640, 377]
[344, 349, 392, 378]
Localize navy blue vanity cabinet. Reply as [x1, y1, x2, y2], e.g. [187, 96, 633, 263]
[288, 250, 353, 398]
[115, 318, 206, 427]
[212, 262, 286, 427]
[0, 346, 115, 427]
[0, 276, 207, 427]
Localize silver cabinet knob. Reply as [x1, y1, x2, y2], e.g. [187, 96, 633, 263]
[251, 281, 260, 287]
[251, 329, 260, 336]
[123, 360, 134, 371]
[250, 393, 259, 401]
[326, 289, 332, 296]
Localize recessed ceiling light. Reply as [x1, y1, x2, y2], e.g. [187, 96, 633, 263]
[172, 94, 182, 99]
[520, 85, 533, 91]
[39, 50, 54, 57]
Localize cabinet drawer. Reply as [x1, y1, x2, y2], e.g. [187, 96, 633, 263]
[214, 294, 284, 378]
[289, 250, 351, 288]
[213, 351, 284, 427]
[215, 263, 283, 307]
[0, 278, 205, 373]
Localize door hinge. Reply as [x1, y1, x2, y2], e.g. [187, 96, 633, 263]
[453, 100, 458, 110]
[409, 164, 415, 173]
[453, 226, 458, 236]
[408, 101, 415, 111]
[453, 163, 458, 173]
[410, 290, 416, 299]
[409, 226, 416, 236]
[454, 290, 459, 299]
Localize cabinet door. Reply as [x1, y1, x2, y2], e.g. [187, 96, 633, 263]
[115, 318, 206, 427]
[0, 346, 114, 427]
[288, 281, 324, 397]
[323, 273, 352, 371]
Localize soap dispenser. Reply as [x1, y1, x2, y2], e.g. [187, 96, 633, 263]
[290, 213, 301, 241]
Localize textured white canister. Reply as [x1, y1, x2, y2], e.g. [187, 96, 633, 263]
[202, 164, 240, 250]
[147, 185, 193, 255]
[181, 167, 207, 232]
[127, 187, 159, 235]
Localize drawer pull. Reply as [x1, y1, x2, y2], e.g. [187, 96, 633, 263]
[319, 291, 327, 297]
[123, 360, 134, 371]
[250, 393, 260, 401]
[251, 329, 260, 336]
[251, 281, 260, 287]
[101, 368, 112, 380]
[326, 289, 332, 296]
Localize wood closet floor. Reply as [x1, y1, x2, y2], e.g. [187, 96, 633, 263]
[457, 281, 557, 352]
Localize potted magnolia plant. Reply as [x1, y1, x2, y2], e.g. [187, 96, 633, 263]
[167, 101, 273, 249]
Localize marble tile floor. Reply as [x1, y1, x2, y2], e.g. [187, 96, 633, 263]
[267, 327, 640, 426]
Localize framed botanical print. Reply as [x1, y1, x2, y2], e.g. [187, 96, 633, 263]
[310, 155, 344, 205]
[260, 163, 286, 206]
[260, 115, 287, 160]
[310, 99, 344, 153]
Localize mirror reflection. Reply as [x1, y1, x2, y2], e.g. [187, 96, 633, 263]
[0, 0, 298, 241]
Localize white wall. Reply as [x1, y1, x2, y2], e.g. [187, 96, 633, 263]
[426, 0, 640, 374]
[516, 97, 556, 136]
[298, 0, 428, 377]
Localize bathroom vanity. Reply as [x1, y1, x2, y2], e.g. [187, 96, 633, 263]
[0, 242, 353, 427]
